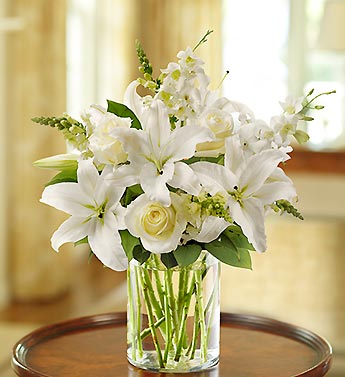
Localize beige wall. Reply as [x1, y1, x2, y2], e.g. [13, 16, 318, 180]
[221, 173, 345, 351]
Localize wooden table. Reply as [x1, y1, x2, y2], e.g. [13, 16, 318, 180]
[12, 312, 332, 377]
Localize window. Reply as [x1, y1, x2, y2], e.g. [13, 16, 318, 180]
[222, 0, 345, 150]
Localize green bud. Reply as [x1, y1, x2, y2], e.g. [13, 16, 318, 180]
[302, 116, 314, 121]
[33, 154, 79, 170]
[143, 73, 151, 81]
[294, 130, 310, 144]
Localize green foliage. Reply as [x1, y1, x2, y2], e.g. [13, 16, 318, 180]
[223, 225, 255, 251]
[204, 229, 252, 269]
[133, 245, 151, 264]
[122, 184, 144, 206]
[173, 243, 202, 267]
[119, 230, 141, 261]
[45, 168, 77, 187]
[107, 100, 142, 130]
[161, 252, 178, 269]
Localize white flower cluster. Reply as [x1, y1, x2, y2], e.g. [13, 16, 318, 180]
[36, 40, 329, 271]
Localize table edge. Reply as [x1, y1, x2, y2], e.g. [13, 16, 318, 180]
[12, 312, 332, 377]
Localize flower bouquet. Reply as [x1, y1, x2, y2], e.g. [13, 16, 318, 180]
[33, 31, 334, 372]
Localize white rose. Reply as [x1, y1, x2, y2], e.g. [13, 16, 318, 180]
[125, 193, 187, 254]
[196, 108, 233, 157]
[88, 112, 130, 165]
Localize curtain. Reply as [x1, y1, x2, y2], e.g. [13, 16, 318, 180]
[5, 0, 72, 301]
[138, 0, 222, 87]
[1, 0, 222, 304]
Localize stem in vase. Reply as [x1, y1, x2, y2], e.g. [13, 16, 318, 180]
[139, 268, 164, 368]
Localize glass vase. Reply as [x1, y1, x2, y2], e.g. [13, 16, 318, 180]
[127, 251, 220, 373]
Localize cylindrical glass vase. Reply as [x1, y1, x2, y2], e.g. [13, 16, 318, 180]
[127, 252, 220, 373]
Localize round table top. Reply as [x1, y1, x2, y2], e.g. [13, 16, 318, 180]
[12, 312, 332, 377]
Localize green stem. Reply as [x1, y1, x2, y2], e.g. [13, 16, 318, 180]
[174, 273, 195, 361]
[140, 316, 165, 340]
[139, 269, 165, 368]
[177, 268, 187, 317]
[195, 269, 207, 362]
[188, 306, 200, 359]
[142, 268, 164, 319]
[127, 268, 137, 360]
[166, 269, 178, 340]
[153, 255, 165, 309]
[163, 277, 173, 364]
[134, 266, 143, 358]
[204, 268, 219, 346]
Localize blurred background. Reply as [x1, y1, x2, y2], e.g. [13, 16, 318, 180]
[0, 0, 344, 376]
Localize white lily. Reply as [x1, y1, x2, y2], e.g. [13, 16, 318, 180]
[40, 159, 127, 271]
[110, 100, 212, 206]
[191, 139, 296, 252]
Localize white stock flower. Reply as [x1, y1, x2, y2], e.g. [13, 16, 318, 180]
[40, 159, 127, 271]
[125, 193, 187, 254]
[110, 100, 212, 206]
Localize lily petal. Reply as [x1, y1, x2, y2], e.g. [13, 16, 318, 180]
[169, 162, 201, 196]
[224, 135, 245, 175]
[256, 180, 297, 205]
[240, 150, 285, 195]
[88, 212, 128, 271]
[165, 125, 212, 161]
[228, 196, 266, 252]
[191, 162, 237, 195]
[195, 216, 230, 243]
[140, 161, 174, 206]
[51, 216, 90, 251]
[41, 183, 92, 217]
[141, 100, 171, 151]
[124, 80, 146, 119]
[77, 159, 100, 198]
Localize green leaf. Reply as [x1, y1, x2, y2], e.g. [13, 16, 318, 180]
[119, 230, 140, 261]
[223, 226, 255, 251]
[161, 252, 178, 269]
[133, 245, 151, 264]
[74, 236, 88, 247]
[107, 100, 142, 130]
[173, 243, 202, 267]
[122, 184, 144, 206]
[204, 236, 252, 269]
[45, 168, 77, 187]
